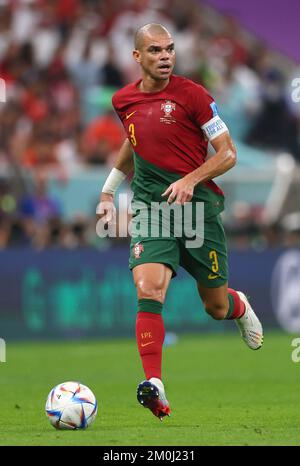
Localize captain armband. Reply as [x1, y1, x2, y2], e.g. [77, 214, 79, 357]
[201, 116, 228, 141]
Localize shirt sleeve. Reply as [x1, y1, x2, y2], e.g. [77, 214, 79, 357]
[112, 93, 124, 123]
[190, 84, 229, 141]
[112, 93, 120, 115]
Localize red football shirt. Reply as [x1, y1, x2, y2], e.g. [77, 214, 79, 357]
[112, 74, 224, 196]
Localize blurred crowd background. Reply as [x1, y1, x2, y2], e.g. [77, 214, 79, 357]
[0, 0, 300, 250]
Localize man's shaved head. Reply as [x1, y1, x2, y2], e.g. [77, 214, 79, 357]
[132, 22, 175, 89]
[134, 23, 171, 51]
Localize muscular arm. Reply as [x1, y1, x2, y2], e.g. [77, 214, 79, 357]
[186, 132, 237, 186]
[162, 132, 237, 204]
[114, 138, 134, 175]
[97, 138, 134, 221]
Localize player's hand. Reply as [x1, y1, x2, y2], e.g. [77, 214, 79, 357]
[161, 176, 195, 205]
[96, 192, 116, 224]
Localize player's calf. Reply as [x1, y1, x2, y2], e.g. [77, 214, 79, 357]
[202, 300, 228, 320]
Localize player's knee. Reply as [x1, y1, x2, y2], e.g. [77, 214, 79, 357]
[135, 279, 165, 302]
[203, 300, 227, 320]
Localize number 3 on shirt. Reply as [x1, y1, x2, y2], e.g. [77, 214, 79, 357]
[129, 123, 137, 146]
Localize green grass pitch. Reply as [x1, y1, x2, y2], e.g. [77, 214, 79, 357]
[0, 331, 299, 446]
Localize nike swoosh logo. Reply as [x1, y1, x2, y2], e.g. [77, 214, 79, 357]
[141, 341, 155, 347]
[208, 274, 218, 279]
[125, 111, 137, 120]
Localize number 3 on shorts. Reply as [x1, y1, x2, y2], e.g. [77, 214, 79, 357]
[208, 250, 219, 279]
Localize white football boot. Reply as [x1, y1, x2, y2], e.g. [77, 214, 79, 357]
[235, 291, 263, 350]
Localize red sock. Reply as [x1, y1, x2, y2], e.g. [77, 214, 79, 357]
[136, 311, 165, 380]
[226, 288, 246, 320]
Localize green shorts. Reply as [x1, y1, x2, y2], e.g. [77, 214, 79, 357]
[129, 214, 228, 288]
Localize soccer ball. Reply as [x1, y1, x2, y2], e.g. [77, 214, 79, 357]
[45, 381, 98, 430]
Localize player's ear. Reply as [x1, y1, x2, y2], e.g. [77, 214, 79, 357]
[133, 49, 141, 63]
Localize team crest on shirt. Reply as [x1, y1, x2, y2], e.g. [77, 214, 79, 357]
[160, 100, 176, 124]
[133, 242, 144, 259]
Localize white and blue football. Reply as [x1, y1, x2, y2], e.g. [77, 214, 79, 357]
[45, 381, 98, 430]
